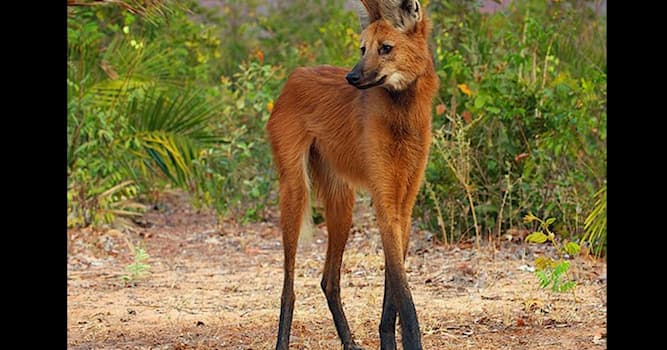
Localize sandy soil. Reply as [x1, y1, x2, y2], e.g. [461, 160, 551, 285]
[67, 192, 607, 349]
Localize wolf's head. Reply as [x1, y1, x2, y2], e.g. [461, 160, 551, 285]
[345, 0, 431, 92]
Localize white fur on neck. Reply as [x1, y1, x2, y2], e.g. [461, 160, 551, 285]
[385, 71, 409, 91]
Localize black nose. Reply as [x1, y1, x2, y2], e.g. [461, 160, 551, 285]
[346, 72, 360, 85]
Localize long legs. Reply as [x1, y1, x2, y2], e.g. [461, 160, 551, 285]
[375, 172, 425, 350]
[274, 147, 311, 350]
[310, 149, 363, 349]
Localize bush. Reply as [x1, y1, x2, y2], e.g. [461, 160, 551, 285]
[67, 1, 233, 227]
[67, 0, 288, 227]
[416, 0, 606, 252]
[193, 61, 285, 222]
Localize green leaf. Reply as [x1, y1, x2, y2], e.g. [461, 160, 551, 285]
[535, 270, 550, 288]
[564, 242, 581, 256]
[553, 261, 570, 276]
[119, 87, 223, 189]
[534, 256, 554, 270]
[558, 281, 576, 292]
[474, 94, 486, 109]
[486, 106, 500, 114]
[545, 217, 556, 226]
[526, 232, 548, 243]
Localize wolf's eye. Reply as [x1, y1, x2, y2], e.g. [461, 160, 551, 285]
[360, 47, 366, 56]
[379, 44, 393, 55]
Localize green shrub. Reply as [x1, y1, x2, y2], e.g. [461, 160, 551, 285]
[417, 0, 606, 252]
[67, 0, 228, 228]
[192, 61, 285, 222]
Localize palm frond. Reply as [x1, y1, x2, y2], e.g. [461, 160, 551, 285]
[140, 131, 195, 185]
[86, 78, 156, 108]
[125, 87, 224, 143]
[70, 27, 185, 113]
[67, 0, 173, 25]
[119, 87, 226, 188]
[583, 184, 606, 256]
[102, 35, 186, 88]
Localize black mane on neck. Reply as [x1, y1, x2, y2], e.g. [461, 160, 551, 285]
[386, 79, 418, 107]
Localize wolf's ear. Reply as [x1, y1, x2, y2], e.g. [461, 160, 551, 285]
[380, 0, 423, 33]
[356, 0, 381, 30]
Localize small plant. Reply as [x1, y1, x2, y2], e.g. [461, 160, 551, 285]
[122, 244, 151, 286]
[524, 213, 580, 294]
[534, 258, 575, 293]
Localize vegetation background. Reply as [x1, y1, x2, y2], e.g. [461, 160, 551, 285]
[67, 0, 606, 255]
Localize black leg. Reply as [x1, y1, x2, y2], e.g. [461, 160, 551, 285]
[276, 245, 296, 350]
[379, 269, 398, 350]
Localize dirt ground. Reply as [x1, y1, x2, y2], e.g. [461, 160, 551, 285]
[67, 191, 607, 349]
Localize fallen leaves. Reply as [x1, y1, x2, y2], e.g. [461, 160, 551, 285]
[592, 329, 607, 345]
[523, 298, 553, 315]
[456, 262, 476, 276]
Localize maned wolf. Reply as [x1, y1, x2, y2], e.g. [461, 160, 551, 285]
[266, 1, 439, 349]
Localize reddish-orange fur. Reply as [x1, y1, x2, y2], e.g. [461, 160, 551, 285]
[266, 1, 438, 349]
